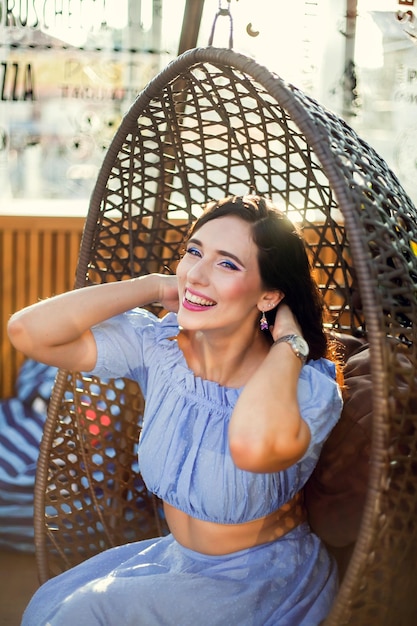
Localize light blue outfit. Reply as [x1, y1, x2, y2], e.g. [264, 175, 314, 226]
[22, 310, 343, 626]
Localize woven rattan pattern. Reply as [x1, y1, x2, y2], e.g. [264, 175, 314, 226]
[34, 48, 417, 624]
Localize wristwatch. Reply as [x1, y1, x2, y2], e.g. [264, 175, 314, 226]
[273, 334, 309, 365]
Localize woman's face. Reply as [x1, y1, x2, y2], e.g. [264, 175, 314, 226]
[176, 215, 271, 334]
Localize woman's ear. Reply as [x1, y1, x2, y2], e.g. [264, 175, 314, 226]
[258, 290, 285, 312]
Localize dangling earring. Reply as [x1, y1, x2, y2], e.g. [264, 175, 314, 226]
[260, 310, 268, 331]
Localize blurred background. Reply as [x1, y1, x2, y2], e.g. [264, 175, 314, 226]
[1, 0, 417, 211]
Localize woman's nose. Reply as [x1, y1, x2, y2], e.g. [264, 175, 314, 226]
[187, 259, 209, 284]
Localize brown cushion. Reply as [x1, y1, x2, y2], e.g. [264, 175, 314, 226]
[304, 337, 372, 547]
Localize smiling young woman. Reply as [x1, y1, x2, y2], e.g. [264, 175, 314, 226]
[8, 195, 343, 626]
[176, 213, 284, 390]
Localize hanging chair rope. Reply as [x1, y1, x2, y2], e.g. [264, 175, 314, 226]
[208, 0, 234, 49]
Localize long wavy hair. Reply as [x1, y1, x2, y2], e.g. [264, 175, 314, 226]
[187, 195, 328, 361]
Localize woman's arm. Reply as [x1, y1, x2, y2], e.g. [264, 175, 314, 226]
[228, 304, 311, 473]
[7, 274, 178, 372]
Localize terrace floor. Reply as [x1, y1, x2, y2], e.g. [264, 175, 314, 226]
[0, 551, 38, 625]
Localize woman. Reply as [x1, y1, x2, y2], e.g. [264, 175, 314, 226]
[9, 195, 342, 625]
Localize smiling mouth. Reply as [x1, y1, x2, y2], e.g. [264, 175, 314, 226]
[184, 290, 216, 307]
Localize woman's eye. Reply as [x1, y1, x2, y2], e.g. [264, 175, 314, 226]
[186, 246, 201, 257]
[219, 260, 239, 271]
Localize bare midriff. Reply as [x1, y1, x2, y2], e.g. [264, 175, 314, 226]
[163, 491, 306, 555]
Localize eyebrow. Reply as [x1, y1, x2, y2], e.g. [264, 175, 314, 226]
[187, 237, 246, 267]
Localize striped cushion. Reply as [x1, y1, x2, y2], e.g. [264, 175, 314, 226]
[0, 360, 57, 551]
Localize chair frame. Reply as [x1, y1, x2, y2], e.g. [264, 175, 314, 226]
[34, 46, 417, 625]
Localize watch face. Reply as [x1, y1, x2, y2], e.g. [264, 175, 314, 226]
[293, 336, 309, 359]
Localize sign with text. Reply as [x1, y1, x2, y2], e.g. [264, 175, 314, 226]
[0, 0, 164, 203]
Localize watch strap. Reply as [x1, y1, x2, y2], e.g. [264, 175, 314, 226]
[272, 334, 308, 364]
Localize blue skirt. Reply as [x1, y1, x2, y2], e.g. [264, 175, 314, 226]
[22, 524, 338, 625]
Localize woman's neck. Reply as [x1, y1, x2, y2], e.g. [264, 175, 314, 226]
[177, 326, 270, 388]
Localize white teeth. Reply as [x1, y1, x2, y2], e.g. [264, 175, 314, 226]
[185, 290, 216, 306]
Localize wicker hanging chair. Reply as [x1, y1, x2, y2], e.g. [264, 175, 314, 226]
[33, 45, 417, 625]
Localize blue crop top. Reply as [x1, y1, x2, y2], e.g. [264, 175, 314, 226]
[88, 308, 343, 525]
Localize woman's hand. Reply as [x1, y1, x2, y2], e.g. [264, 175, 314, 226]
[271, 303, 302, 341]
[157, 274, 179, 312]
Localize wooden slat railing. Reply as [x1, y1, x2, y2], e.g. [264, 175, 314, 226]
[0, 215, 85, 399]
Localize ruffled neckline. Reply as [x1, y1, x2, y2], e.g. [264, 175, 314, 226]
[154, 311, 336, 404]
